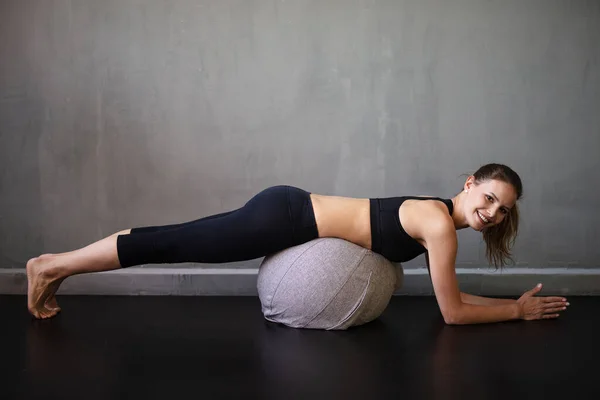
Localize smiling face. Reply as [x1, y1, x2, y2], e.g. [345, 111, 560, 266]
[463, 177, 518, 232]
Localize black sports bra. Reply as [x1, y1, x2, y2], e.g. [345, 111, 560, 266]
[369, 196, 454, 262]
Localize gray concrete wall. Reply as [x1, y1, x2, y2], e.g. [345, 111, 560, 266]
[1, 1, 599, 292]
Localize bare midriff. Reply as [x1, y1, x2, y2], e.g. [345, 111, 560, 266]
[310, 194, 443, 252]
[309, 194, 372, 250]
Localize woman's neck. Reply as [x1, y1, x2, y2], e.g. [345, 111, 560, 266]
[450, 192, 470, 230]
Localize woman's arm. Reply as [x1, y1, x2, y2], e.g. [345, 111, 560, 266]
[421, 213, 521, 325]
[460, 292, 517, 306]
[424, 252, 517, 306]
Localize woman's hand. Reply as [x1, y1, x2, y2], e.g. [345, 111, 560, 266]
[517, 283, 569, 320]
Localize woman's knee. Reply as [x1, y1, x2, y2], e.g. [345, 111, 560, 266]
[112, 229, 131, 237]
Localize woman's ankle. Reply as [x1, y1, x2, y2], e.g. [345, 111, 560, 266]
[31, 254, 66, 280]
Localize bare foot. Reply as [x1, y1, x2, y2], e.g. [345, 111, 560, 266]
[26, 255, 64, 319]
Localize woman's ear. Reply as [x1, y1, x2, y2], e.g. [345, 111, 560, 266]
[464, 175, 476, 192]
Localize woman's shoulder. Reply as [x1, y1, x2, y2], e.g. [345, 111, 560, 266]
[400, 198, 456, 241]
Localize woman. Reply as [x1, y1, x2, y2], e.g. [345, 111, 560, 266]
[27, 163, 569, 323]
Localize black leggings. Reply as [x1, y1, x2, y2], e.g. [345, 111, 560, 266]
[116, 185, 319, 267]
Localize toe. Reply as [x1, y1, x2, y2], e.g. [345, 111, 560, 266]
[45, 296, 59, 310]
[39, 307, 58, 319]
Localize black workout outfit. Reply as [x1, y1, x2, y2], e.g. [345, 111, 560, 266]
[116, 185, 454, 268]
[369, 196, 454, 262]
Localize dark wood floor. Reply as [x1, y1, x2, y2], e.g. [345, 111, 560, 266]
[1, 295, 598, 400]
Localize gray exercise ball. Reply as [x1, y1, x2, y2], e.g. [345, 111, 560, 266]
[257, 238, 403, 330]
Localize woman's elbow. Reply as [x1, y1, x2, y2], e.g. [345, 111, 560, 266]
[443, 316, 463, 325]
[442, 307, 464, 325]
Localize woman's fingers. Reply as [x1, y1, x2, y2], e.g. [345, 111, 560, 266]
[546, 301, 568, 308]
[528, 284, 543, 295]
[545, 306, 567, 313]
[544, 297, 568, 303]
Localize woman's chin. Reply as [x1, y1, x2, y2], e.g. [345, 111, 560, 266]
[471, 216, 485, 231]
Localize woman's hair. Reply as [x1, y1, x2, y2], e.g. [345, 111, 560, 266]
[471, 163, 523, 269]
